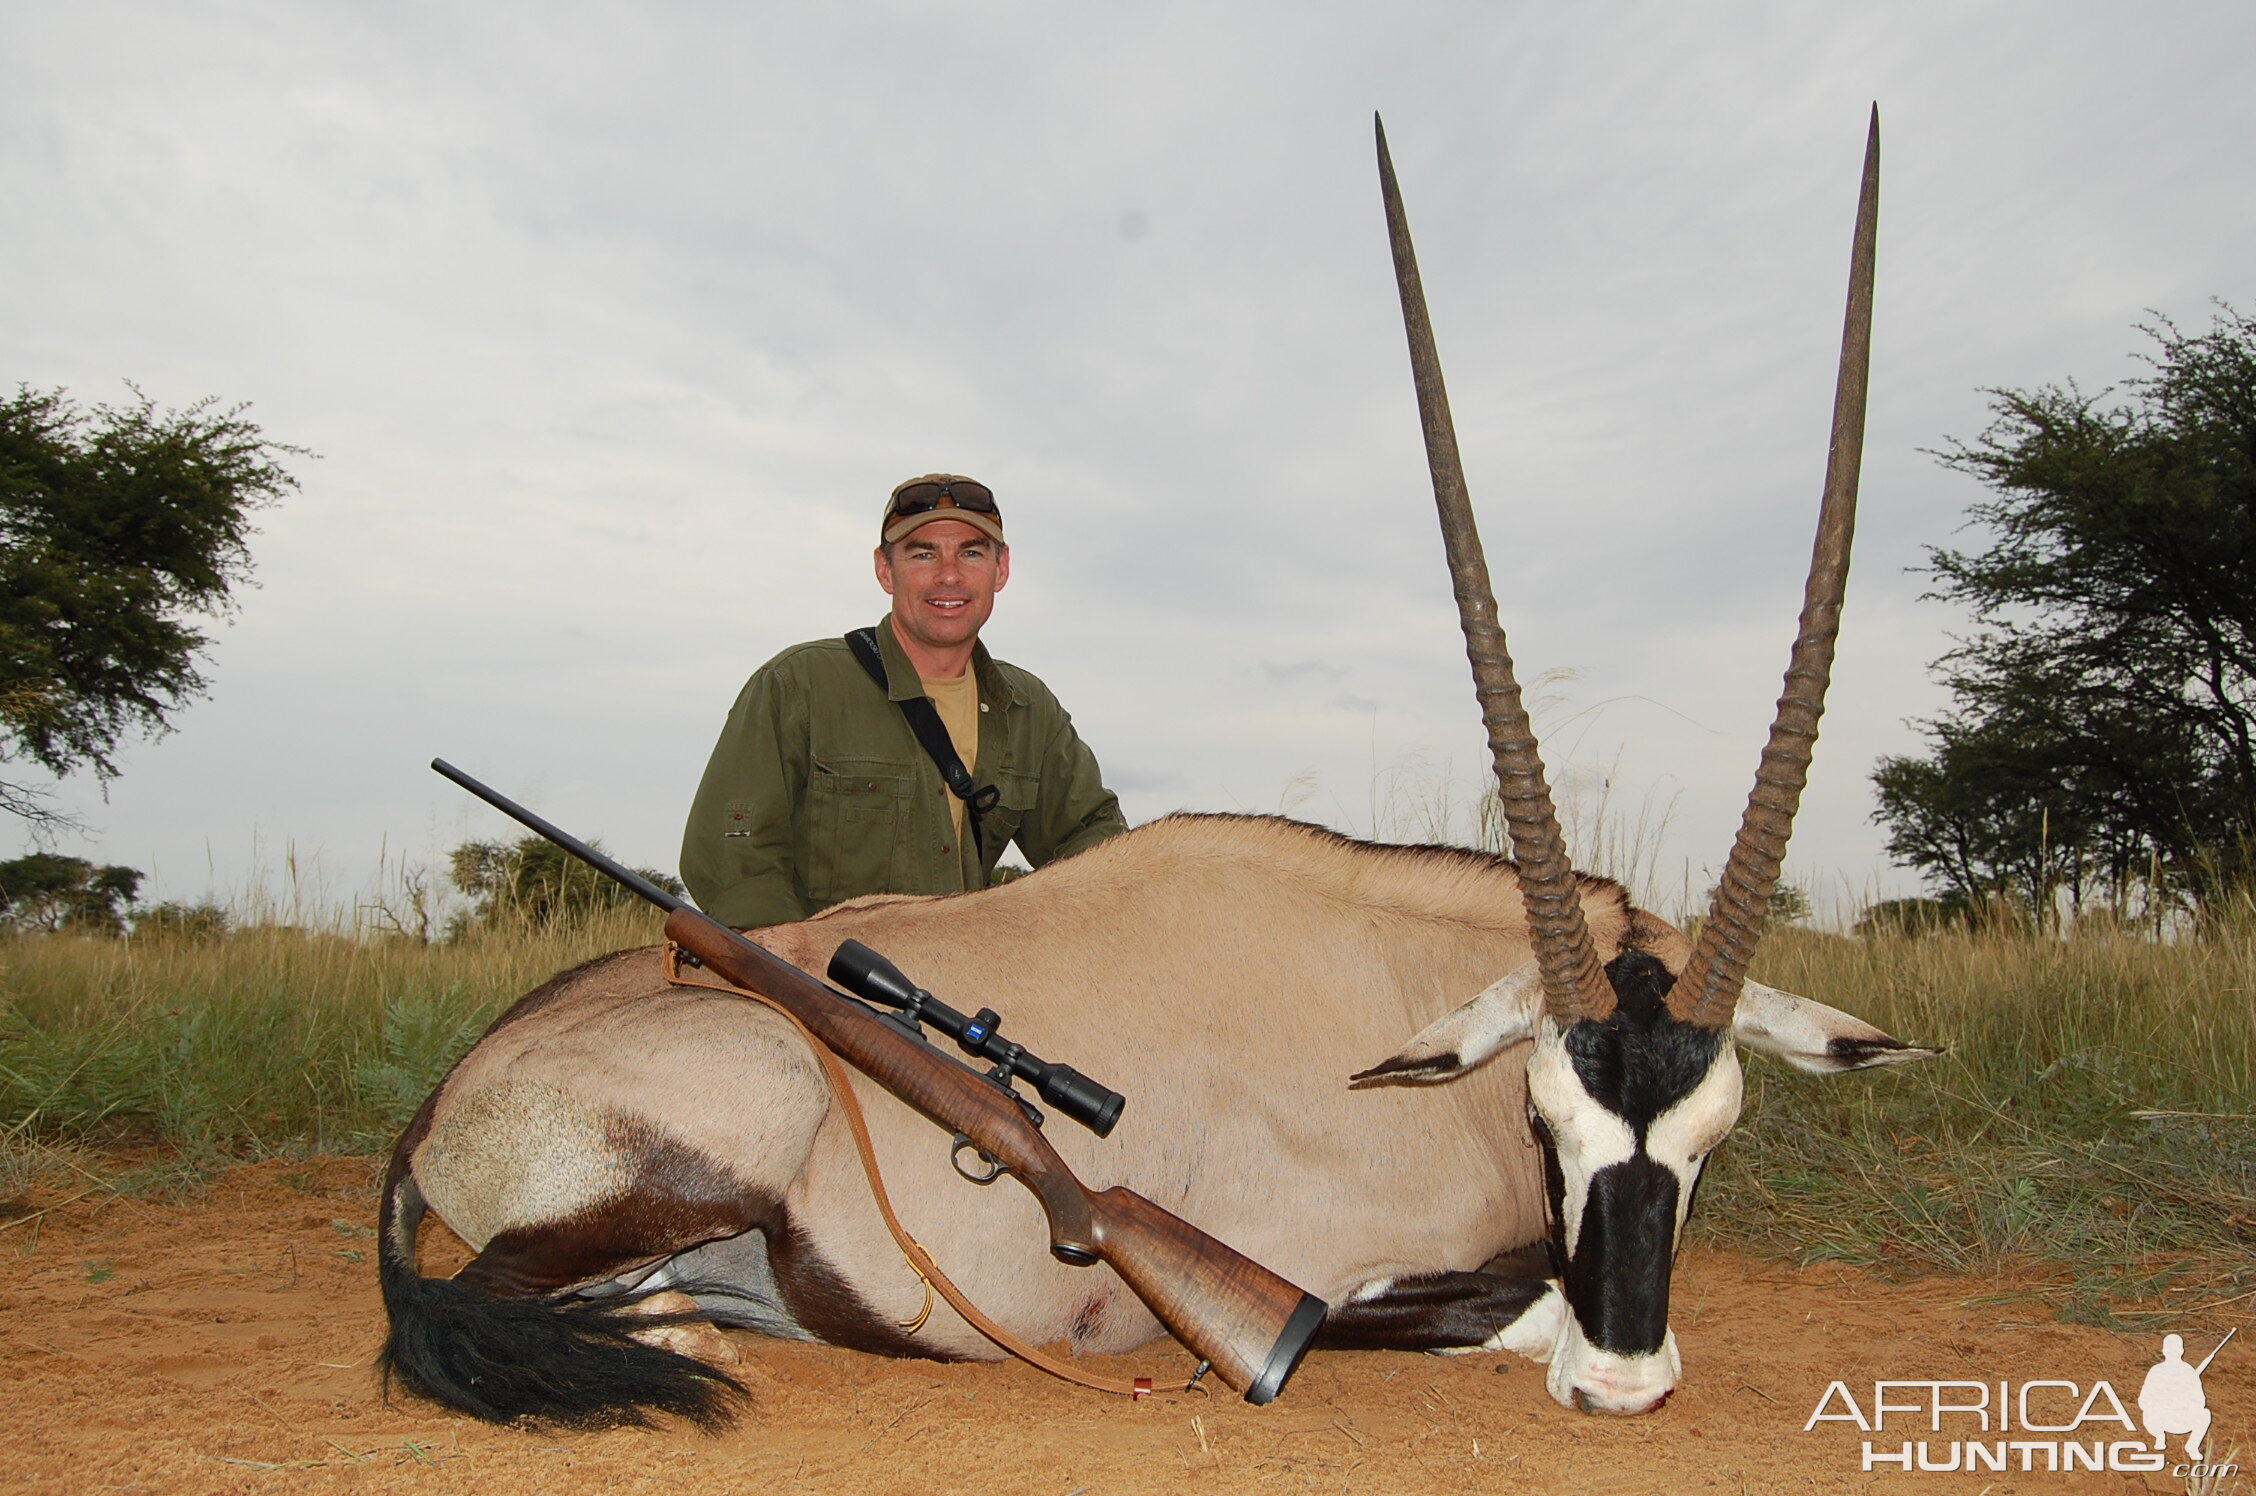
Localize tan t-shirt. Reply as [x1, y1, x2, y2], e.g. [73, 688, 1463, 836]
[918, 669, 981, 840]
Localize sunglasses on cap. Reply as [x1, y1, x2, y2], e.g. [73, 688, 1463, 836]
[888, 479, 999, 518]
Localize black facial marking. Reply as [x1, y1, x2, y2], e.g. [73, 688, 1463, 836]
[1529, 949, 1732, 1358]
[1679, 1150, 1711, 1230]
[1564, 1155, 1679, 1354]
[1562, 952, 1725, 1139]
[1533, 1112, 1569, 1276]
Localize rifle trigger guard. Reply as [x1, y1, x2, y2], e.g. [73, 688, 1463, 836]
[950, 1133, 1006, 1185]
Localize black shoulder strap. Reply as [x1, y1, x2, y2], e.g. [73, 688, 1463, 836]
[846, 628, 1002, 853]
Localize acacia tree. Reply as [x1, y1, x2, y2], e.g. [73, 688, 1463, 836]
[0, 853, 143, 934]
[448, 836, 684, 932]
[1874, 305, 2256, 919]
[1, 385, 302, 825]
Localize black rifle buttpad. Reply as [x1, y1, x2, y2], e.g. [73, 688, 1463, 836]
[1246, 1294, 1329, 1405]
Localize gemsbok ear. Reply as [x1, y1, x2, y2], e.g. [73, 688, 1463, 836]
[1730, 981, 1941, 1074]
[1351, 963, 1543, 1087]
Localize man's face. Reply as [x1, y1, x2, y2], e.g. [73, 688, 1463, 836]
[874, 519, 1010, 657]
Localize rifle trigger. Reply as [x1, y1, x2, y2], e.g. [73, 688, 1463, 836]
[950, 1133, 1006, 1185]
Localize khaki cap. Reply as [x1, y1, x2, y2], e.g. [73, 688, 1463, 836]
[882, 473, 1006, 545]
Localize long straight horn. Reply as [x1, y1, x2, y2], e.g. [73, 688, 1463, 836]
[1671, 108, 1881, 1029]
[1375, 114, 1614, 1025]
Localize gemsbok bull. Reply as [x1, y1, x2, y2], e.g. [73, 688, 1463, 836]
[379, 110, 1932, 1428]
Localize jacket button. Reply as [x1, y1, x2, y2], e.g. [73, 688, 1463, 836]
[866, 780, 878, 791]
[939, 845, 951, 854]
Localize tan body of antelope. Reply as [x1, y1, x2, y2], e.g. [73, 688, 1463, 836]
[379, 110, 1929, 1426]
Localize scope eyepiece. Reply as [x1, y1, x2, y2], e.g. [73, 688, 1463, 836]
[1035, 1063, 1125, 1138]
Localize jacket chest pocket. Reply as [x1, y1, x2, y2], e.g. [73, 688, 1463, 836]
[976, 768, 1042, 860]
[803, 757, 918, 904]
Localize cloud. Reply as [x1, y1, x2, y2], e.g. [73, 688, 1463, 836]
[4, 1, 2252, 917]
[1259, 661, 1351, 686]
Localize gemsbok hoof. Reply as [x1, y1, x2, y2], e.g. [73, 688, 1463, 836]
[624, 1291, 742, 1368]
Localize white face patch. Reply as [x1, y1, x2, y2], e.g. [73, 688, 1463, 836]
[1523, 1017, 1637, 1260]
[1525, 1018, 1744, 1252]
[1643, 1045, 1744, 1227]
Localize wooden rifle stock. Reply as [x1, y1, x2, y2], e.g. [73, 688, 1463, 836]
[662, 906, 1327, 1403]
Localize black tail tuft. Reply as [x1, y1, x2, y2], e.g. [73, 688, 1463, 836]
[376, 1166, 746, 1430]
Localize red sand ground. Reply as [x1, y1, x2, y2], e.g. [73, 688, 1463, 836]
[2, 1157, 2246, 1495]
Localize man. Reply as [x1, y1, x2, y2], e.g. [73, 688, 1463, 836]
[681, 474, 1126, 928]
[2138, 1333, 2214, 1460]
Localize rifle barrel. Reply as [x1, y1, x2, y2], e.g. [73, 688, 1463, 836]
[431, 758, 688, 914]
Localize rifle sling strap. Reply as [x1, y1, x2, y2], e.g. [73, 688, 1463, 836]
[845, 628, 1002, 857]
[663, 944, 1191, 1399]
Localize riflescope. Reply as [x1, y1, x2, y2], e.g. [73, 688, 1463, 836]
[827, 939, 1125, 1138]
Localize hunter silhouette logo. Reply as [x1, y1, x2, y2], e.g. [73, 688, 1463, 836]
[2141, 1329, 2233, 1460]
[1802, 1329, 2240, 1477]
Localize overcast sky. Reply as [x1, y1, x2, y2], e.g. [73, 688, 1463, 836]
[5, 2, 2252, 923]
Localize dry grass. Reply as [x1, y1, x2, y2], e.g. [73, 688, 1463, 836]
[0, 906, 665, 1175]
[1699, 911, 2256, 1318]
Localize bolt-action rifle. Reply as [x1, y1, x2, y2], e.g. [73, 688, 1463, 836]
[430, 759, 1327, 1404]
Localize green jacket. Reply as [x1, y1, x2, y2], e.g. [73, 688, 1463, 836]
[681, 618, 1127, 928]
